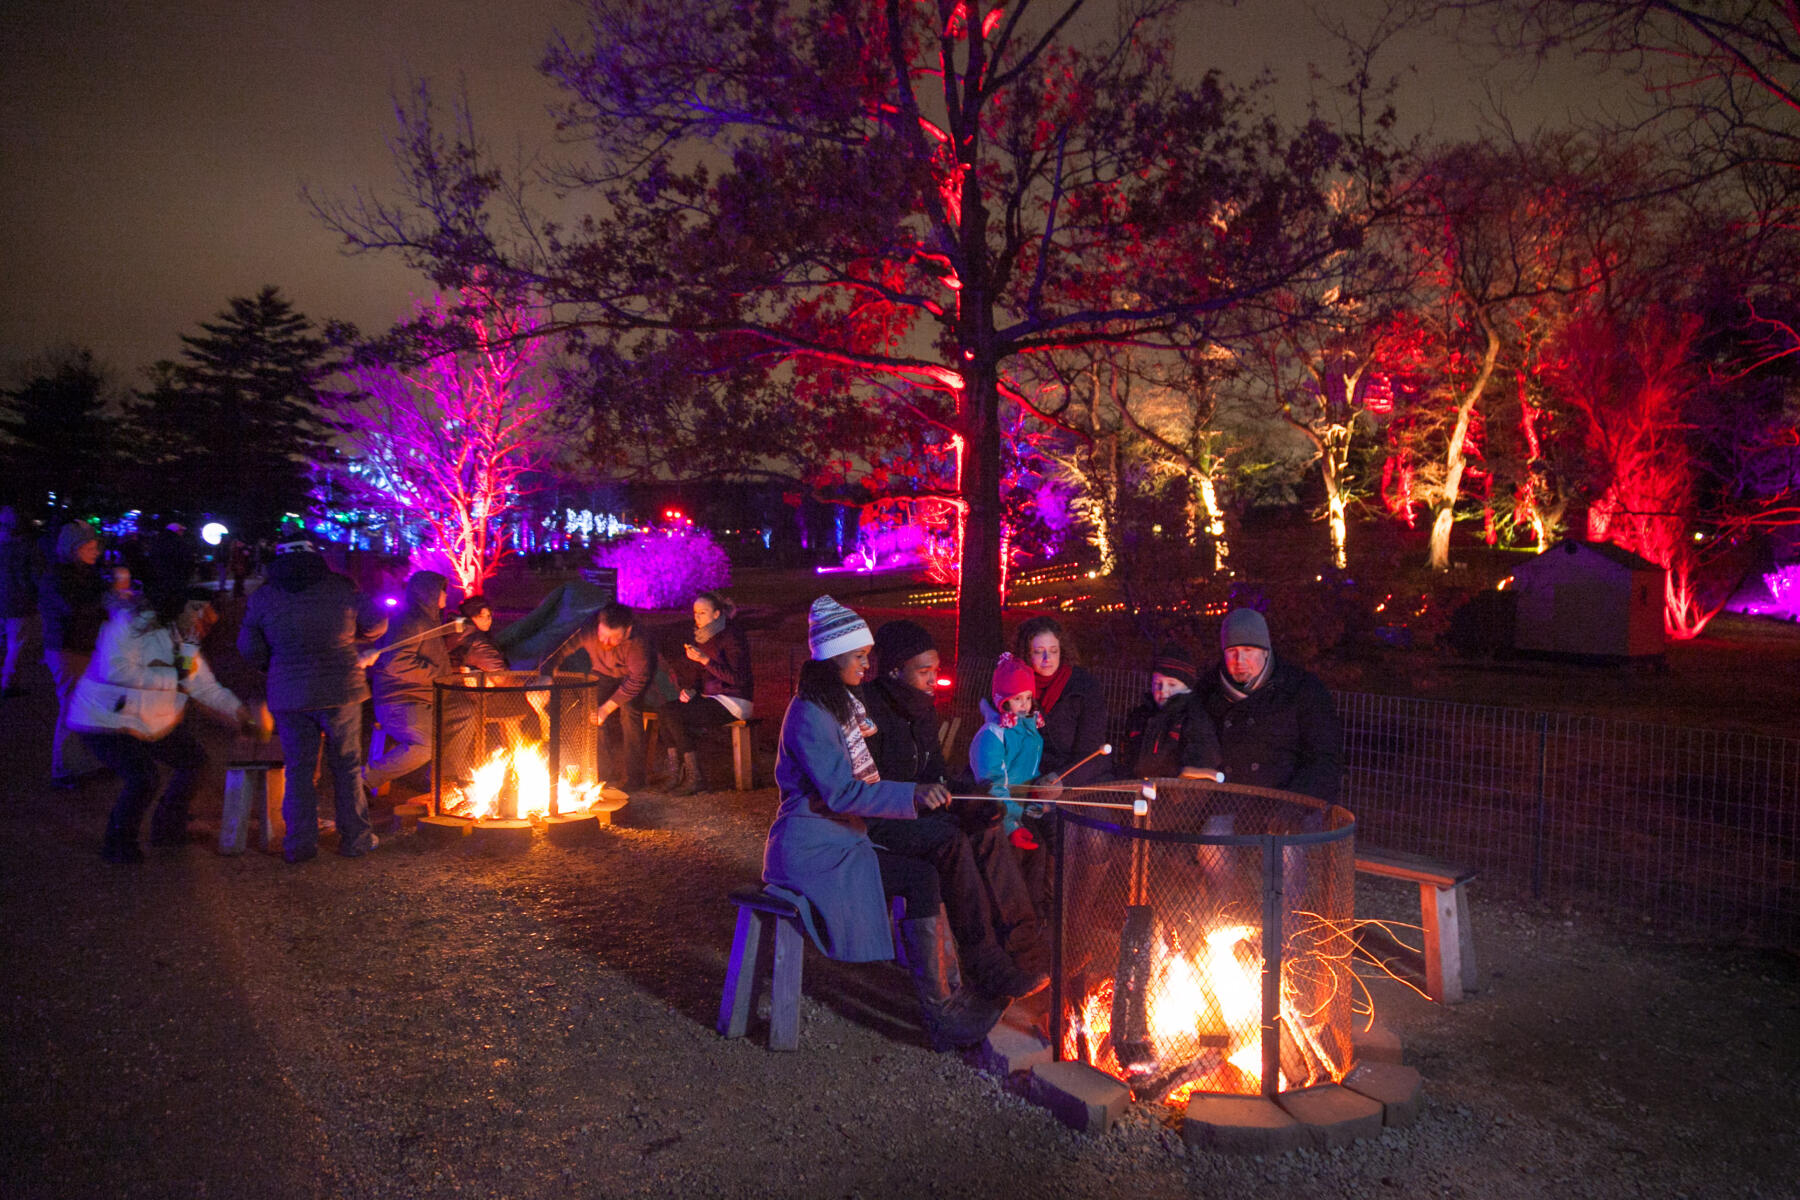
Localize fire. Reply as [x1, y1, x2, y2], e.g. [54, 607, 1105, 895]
[440, 741, 619, 821]
[1063, 921, 1350, 1107]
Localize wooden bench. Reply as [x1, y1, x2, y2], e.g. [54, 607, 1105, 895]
[1354, 846, 1479, 1005]
[643, 712, 762, 791]
[219, 737, 286, 855]
[717, 887, 907, 1050]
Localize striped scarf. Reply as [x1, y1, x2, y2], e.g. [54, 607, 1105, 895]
[842, 694, 880, 783]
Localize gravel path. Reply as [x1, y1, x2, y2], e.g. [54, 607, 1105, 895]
[2, 652, 1795, 1199]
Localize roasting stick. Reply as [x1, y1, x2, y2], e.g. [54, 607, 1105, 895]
[1055, 743, 1114, 781]
[1059, 770, 1223, 793]
[942, 790, 1152, 817]
[373, 617, 465, 657]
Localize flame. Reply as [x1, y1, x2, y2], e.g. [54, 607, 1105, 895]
[1064, 919, 1352, 1106]
[440, 741, 617, 820]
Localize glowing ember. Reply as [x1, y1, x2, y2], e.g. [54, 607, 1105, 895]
[440, 741, 619, 821]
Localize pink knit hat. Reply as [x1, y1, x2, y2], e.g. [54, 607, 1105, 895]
[990, 652, 1036, 709]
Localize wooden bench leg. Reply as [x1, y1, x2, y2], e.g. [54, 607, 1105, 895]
[1419, 881, 1466, 1005]
[730, 722, 755, 791]
[769, 915, 805, 1052]
[1455, 884, 1479, 996]
[718, 905, 768, 1039]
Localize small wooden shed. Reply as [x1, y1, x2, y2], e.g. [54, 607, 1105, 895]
[1510, 539, 1665, 659]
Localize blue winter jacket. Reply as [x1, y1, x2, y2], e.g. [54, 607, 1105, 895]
[763, 695, 917, 962]
[969, 698, 1045, 835]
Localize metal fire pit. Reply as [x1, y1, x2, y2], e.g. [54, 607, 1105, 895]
[429, 672, 622, 840]
[1052, 781, 1357, 1106]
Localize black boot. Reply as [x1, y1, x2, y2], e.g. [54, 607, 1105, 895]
[669, 751, 705, 796]
[899, 912, 1007, 1051]
[653, 748, 679, 787]
[101, 822, 145, 865]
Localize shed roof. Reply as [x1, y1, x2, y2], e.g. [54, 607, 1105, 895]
[1532, 538, 1662, 574]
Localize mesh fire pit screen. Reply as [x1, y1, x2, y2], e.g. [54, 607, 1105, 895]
[431, 673, 614, 820]
[1052, 782, 1357, 1106]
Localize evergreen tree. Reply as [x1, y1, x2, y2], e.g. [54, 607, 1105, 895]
[0, 345, 120, 513]
[145, 286, 335, 529]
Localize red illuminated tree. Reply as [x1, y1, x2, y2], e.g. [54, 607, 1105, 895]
[339, 285, 558, 595]
[1379, 136, 1622, 569]
[316, 0, 1395, 659]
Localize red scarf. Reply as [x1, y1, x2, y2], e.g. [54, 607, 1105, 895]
[1034, 662, 1073, 715]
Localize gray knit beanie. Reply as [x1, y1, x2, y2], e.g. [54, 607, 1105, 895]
[1220, 608, 1271, 653]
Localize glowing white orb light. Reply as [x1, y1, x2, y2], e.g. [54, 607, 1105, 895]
[201, 522, 229, 546]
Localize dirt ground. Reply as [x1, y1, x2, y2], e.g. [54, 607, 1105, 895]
[3, 596, 1797, 1199]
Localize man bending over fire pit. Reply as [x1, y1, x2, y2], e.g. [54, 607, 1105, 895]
[763, 597, 1008, 1051]
[539, 602, 682, 791]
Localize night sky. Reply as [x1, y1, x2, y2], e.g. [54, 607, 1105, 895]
[1, 0, 1606, 378]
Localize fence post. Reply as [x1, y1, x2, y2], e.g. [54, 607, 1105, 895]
[1531, 711, 1550, 900]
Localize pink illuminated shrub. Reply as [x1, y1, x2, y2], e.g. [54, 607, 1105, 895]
[595, 528, 730, 610]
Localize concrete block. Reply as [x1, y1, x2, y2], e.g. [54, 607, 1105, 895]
[978, 1008, 1052, 1075]
[1275, 1084, 1385, 1150]
[1351, 1020, 1403, 1065]
[1181, 1094, 1307, 1156]
[1029, 1061, 1132, 1133]
[1340, 1061, 1424, 1128]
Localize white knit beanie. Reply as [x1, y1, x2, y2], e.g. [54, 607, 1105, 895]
[808, 595, 872, 661]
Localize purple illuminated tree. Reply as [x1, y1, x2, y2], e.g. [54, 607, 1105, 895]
[315, 0, 1395, 659]
[339, 285, 558, 595]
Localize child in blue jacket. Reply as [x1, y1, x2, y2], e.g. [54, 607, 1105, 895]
[970, 653, 1048, 846]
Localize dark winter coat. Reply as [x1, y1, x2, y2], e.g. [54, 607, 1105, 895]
[39, 564, 108, 653]
[451, 627, 508, 674]
[1198, 658, 1342, 802]
[238, 551, 387, 712]
[673, 621, 753, 704]
[861, 675, 952, 787]
[1036, 664, 1110, 784]
[370, 571, 451, 705]
[0, 532, 35, 619]
[1119, 690, 1222, 780]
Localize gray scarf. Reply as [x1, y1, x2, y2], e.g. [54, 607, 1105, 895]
[1219, 654, 1274, 701]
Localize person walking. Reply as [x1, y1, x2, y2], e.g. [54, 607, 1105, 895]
[763, 597, 1006, 1051]
[72, 588, 267, 863]
[0, 507, 36, 697]
[39, 520, 108, 785]
[238, 539, 389, 862]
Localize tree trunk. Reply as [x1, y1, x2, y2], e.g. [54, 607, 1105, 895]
[956, 363, 1004, 663]
[1427, 324, 1501, 571]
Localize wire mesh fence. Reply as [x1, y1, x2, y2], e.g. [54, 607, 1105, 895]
[939, 652, 1799, 944]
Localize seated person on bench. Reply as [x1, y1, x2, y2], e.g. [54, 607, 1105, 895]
[665, 590, 753, 795]
[763, 597, 1006, 1052]
[1197, 608, 1341, 802]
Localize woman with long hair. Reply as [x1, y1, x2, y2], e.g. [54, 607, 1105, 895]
[665, 589, 754, 794]
[762, 597, 1005, 1051]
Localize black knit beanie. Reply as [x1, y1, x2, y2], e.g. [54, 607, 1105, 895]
[874, 619, 936, 673]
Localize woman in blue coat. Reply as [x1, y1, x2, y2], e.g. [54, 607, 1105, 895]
[763, 596, 1006, 1050]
